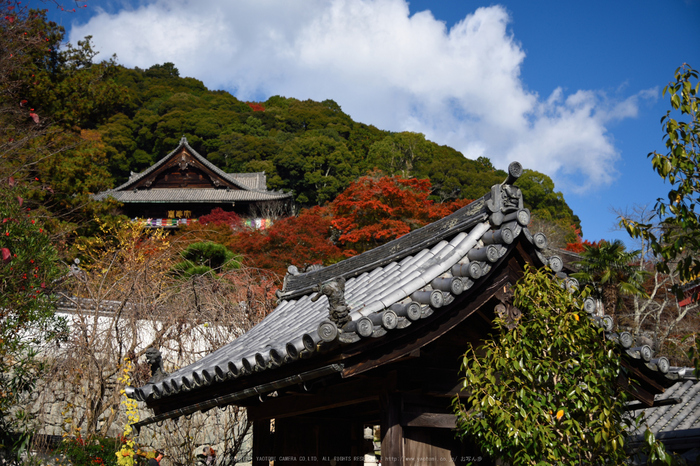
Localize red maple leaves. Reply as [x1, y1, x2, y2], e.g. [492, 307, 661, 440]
[330, 173, 472, 255]
[231, 206, 343, 275]
[188, 174, 472, 278]
[565, 228, 602, 253]
[246, 102, 265, 112]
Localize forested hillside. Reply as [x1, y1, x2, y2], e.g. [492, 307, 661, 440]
[101, 63, 579, 224]
[2, 8, 580, 259]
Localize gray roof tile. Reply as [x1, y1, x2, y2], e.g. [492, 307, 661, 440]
[132, 216, 495, 403]
[114, 137, 253, 192]
[630, 377, 700, 437]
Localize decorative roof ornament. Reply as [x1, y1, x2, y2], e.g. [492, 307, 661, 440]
[311, 277, 350, 328]
[487, 161, 525, 225]
[178, 153, 189, 170]
[145, 347, 168, 384]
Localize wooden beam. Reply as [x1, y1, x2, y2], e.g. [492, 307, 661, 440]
[402, 412, 456, 429]
[380, 392, 404, 466]
[622, 359, 666, 393]
[617, 373, 656, 407]
[247, 374, 394, 421]
[252, 419, 273, 466]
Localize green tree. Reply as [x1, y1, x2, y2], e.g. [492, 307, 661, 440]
[418, 145, 505, 202]
[572, 239, 648, 321]
[368, 132, 433, 178]
[208, 133, 280, 173]
[516, 169, 580, 227]
[40, 36, 127, 129]
[453, 265, 629, 465]
[285, 98, 353, 134]
[273, 134, 358, 205]
[623, 64, 699, 286]
[345, 122, 388, 170]
[620, 64, 700, 375]
[2, 6, 127, 247]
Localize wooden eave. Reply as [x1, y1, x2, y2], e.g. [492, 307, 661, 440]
[126, 147, 241, 191]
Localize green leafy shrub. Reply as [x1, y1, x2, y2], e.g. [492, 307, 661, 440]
[57, 435, 121, 466]
[171, 241, 240, 278]
[453, 265, 630, 465]
[1, 182, 66, 454]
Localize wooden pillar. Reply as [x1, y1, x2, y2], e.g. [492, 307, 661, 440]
[380, 392, 404, 466]
[252, 419, 273, 466]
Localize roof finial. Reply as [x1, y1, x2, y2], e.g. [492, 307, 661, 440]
[180, 135, 188, 145]
[311, 277, 350, 327]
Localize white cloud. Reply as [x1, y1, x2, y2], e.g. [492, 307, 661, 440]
[68, 0, 654, 192]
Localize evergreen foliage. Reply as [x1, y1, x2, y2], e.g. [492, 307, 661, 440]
[453, 265, 630, 465]
[572, 240, 648, 319]
[623, 64, 700, 287]
[171, 241, 241, 278]
[2, 4, 580, 247]
[0, 182, 66, 452]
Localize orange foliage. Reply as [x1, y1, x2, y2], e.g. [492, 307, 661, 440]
[330, 173, 472, 255]
[565, 227, 602, 253]
[230, 206, 343, 277]
[178, 177, 472, 277]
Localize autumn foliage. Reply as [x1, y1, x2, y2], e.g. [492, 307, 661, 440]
[199, 207, 242, 229]
[330, 173, 472, 255]
[230, 206, 343, 276]
[565, 228, 602, 253]
[246, 102, 265, 112]
[219, 174, 472, 275]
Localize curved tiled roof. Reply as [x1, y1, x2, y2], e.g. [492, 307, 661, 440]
[128, 163, 528, 405]
[627, 374, 700, 458]
[126, 162, 688, 428]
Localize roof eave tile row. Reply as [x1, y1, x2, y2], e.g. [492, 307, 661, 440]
[627, 374, 700, 442]
[93, 188, 291, 203]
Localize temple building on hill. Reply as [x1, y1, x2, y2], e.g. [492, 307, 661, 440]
[94, 136, 293, 226]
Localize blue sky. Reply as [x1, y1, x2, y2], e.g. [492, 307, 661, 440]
[50, 0, 700, 245]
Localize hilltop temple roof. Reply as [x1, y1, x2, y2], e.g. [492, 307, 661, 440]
[94, 136, 291, 205]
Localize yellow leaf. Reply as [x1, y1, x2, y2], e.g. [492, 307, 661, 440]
[556, 409, 564, 420]
[573, 314, 579, 321]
